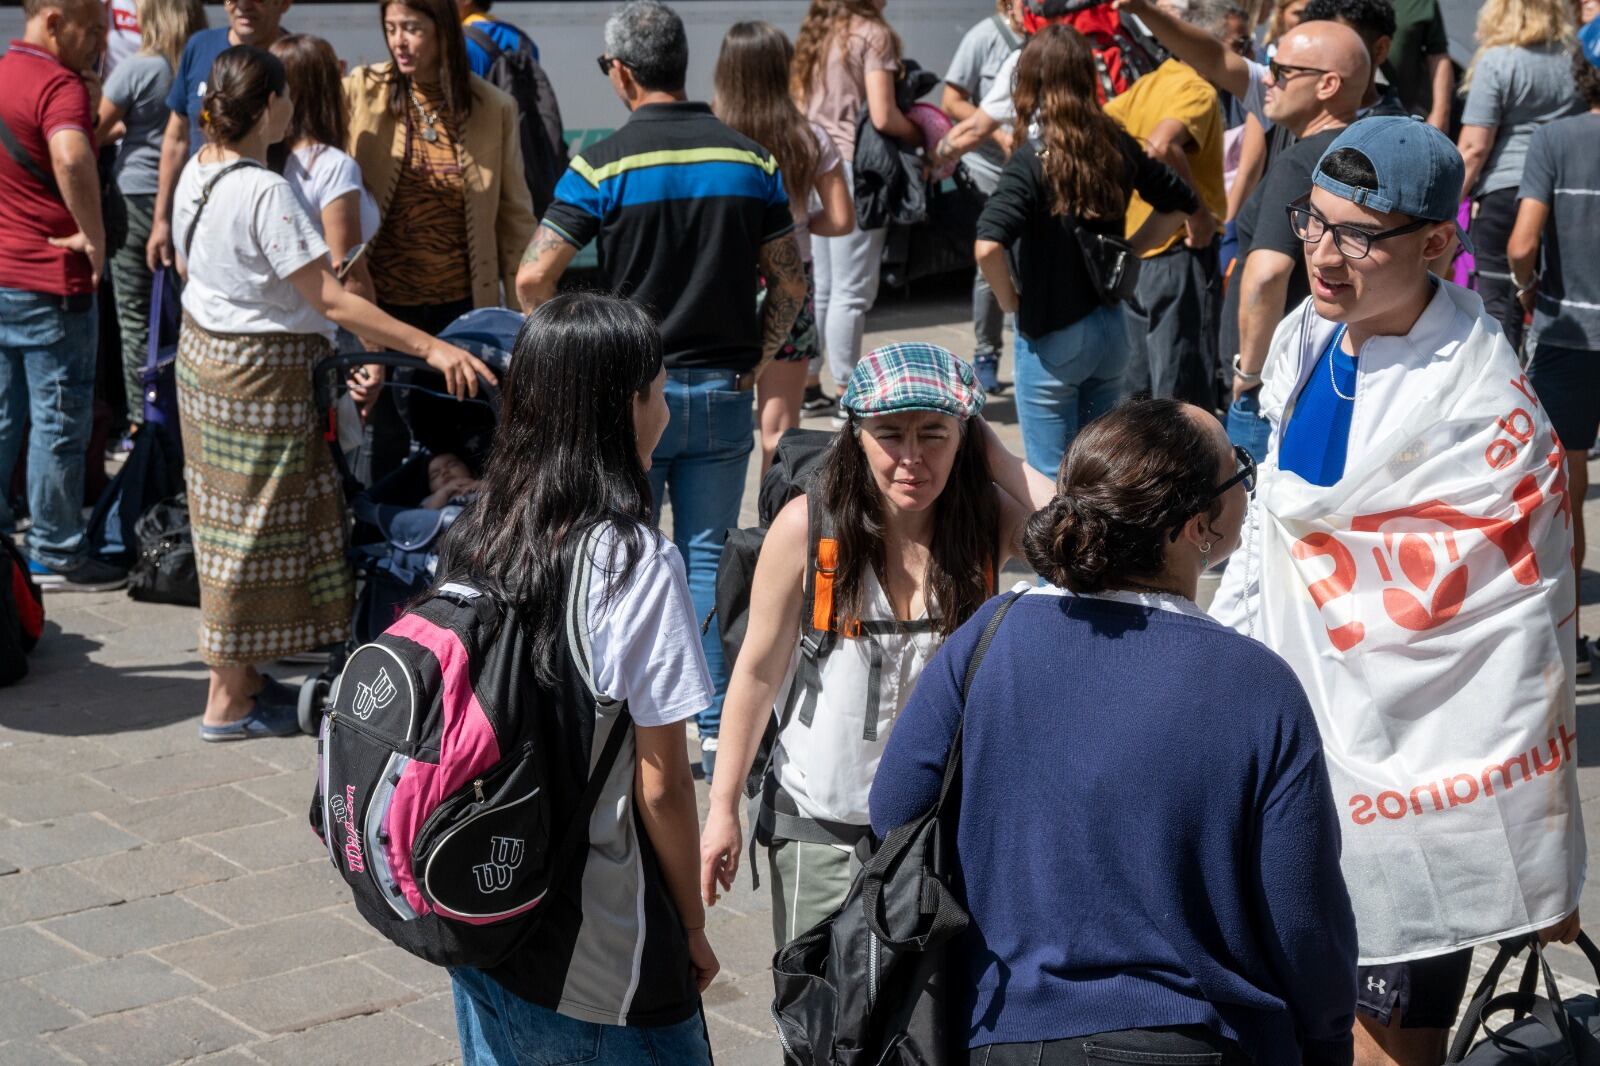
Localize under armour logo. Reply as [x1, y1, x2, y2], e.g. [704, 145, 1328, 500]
[1366, 976, 1388, 996]
[352, 668, 397, 720]
[472, 836, 524, 893]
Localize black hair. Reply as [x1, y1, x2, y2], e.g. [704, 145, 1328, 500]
[1023, 397, 1226, 593]
[1317, 146, 1380, 190]
[435, 292, 664, 684]
[200, 46, 287, 143]
[1574, 45, 1600, 110]
[1302, 0, 1396, 45]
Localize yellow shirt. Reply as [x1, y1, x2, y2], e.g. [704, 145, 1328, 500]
[1105, 60, 1226, 258]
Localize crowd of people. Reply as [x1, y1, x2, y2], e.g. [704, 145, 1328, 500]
[3, 0, 1600, 1062]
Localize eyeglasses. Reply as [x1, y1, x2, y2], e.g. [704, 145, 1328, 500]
[1268, 59, 1330, 83]
[596, 54, 617, 76]
[1286, 200, 1433, 260]
[1206, 445, 1256, 501]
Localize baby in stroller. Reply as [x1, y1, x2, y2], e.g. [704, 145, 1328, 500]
[422, 453, 482, 510]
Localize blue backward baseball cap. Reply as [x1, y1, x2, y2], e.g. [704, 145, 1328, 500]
[1311, 116, 1465, 224]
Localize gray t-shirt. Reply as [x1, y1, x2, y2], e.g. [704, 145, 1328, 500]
[1461, 43, 1579, 196]
[103, 52, 173, 196]
[946, 14, 1020, 190]
[1520, 112, 1600, 350]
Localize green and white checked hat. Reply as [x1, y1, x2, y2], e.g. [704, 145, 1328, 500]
[840, 343, 985, 421]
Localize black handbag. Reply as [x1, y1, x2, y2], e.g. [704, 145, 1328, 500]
[1446, 933, 1600, 1064]
[1074, 224, 1142, 306]
[127, 495, 201, 607]
[769, 590, 1024, 1065]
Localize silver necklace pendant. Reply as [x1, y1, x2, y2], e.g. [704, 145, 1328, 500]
[420, 125, 438, 143]
[1328, 324, 1356, 402]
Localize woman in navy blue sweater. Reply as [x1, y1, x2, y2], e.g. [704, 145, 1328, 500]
[871, 397, 1359, 1066]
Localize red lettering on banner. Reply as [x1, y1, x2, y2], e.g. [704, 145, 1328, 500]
[1349, 795, 1377, 825]
[1497, 409, 1534, 444]
[1290, 533, 1365, 651]
[1376, 791, 1408, 819]
[1486, 439, 1518, 469]
[1346, 728, 1575, 825]
[1409, 782, 1444, 814]
[1446, 774, 1479, 806]
[1511, 374, 1540, 408]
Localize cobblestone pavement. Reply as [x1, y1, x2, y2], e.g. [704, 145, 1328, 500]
[3, 284, 1600, 1064]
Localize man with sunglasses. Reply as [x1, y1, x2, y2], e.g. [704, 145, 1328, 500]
[1212, 116, 1584, 1066]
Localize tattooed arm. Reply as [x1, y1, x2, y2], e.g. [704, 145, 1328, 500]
[514, 225, 581, 312]
[743, 232, 807, 390]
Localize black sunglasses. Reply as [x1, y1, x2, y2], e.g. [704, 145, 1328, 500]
[1268, 59, 1331, 82]
[1286, 200, 1433, 260]
[1207, 445, 1256, 500]
[596, 54, 615, 76]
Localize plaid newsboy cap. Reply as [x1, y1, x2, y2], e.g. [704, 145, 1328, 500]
[840, 343, 986, 420]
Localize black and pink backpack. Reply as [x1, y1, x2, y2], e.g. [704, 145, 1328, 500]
[310, 581, 629, 968]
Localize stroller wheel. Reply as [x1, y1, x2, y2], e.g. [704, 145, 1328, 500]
[297, 677, 330, 736]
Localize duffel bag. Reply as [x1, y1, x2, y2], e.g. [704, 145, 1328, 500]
[1446, 932, 1600, 1064]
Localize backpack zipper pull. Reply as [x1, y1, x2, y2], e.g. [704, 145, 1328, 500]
[474, 779, 485, 803]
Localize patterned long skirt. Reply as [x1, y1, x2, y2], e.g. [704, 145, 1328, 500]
[176, 315, 352, 667]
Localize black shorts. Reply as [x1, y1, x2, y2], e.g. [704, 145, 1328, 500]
[1528, 342, 1600, 451]
[1356, 948, 1473, 1029]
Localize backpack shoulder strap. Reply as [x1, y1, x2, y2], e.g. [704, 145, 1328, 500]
[0, 112, 59, 196]
[461, 22, 504, 63]
[181, 158, 265, 260]
[991, 13, 1023, 51]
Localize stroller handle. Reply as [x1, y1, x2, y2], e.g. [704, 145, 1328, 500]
[312, 350, 501, 415]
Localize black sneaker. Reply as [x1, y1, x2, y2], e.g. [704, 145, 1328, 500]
[1578, 634, 1592, 679]
[28, 557, 129, 593]
[800, 386, 836, 415]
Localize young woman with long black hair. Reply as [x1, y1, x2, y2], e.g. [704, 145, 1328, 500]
[440, 292, 718, 1065]
[698, 343, 1054, 946]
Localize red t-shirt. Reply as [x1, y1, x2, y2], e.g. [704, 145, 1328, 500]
[0, 42, 95, 296]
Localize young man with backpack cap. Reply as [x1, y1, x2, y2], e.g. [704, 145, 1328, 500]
[699, 343, 1053, 946]
[1210, 116, 1585, 1066]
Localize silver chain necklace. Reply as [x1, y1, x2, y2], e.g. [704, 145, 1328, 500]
[1327, 323, 1355, 401]
[410, 86, 442, 143]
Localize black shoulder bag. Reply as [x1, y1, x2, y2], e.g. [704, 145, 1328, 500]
[181, 158, 265, 260]
[1446, 932, 1600, 1064]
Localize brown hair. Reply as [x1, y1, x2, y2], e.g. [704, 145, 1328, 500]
[1023, 397, 1225, 593]
[1575, 43, 1600, 108]
[137, 0, 206, 70]
[1011, 26, 1128, 220]
[370, 0, 475, 125]
[814, 418, 999, 640]
[791, 0, 902, 105]
[200, 45, 287, 144]
[271, 34, 348, 151]
[714, 22, 821, 208]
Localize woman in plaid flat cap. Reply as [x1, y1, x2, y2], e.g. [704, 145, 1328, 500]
[699, 342, 1054, 947]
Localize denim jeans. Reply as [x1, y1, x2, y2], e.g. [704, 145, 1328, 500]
[971, 1024, 1250, 1065]
[1226, 388, 1272, 465]
[813, 163, 888, 388]
[450, 967, 712, 1066]
[648, 369, 755, 748]
[0, 287, 98, 569]
[1013, 304, 1130, 477]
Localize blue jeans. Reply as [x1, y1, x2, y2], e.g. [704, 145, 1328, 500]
[0, 288, 98, 569]
[1226, 388, 1272, 464]
[1013, 304, 1130, 477]
[450, 967, 712, 1066]
[647, 369, 754, 748]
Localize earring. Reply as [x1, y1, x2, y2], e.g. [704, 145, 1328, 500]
[1201, 541, 1213, 559]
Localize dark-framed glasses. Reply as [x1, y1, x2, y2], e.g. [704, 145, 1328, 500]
[1207, 445, 1256, 500]
[1268, 59, 1331, 82]
[1286, 200, 1433, 260]
[595, 54, 615, 76]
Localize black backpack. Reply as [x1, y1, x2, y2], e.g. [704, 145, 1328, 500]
[310, 581, 630, 969]
[462, 21, 569, 217]
[1446, 933, 1600, 1064]
[770, 591, 1023, 1065]
[127, 495, 200, 607]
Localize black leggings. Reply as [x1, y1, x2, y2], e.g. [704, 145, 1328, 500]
[1470, 187, 1525, 353]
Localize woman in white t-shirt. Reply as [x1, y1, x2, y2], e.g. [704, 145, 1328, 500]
[172, 45, 492, 743]
[437, 293, 719, 1064]
[712, 20, 854, 473]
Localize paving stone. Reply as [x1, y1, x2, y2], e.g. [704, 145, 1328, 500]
[0, 1036, 73, 1065]
[0, 928, 88, 982]
[156, 912, 377, 988]
[72, 841, 241, 898]
[42, 896, 230, 958]
[0, 866, 121, 927]
[44, 998, 256, 1066]
[83, 717, 210, 762]
[396, 993, 458, 1040]
[27, 954, 203, 1017]
[235, 770, 319, 818]
[88, 747, 274, 801]
[105, 785, 283, 844]
[0, 814, 142, 869]
[0, 776, 119, 824]
[180, 860, 347, 926]
[202, 958, 417, 1035]
[0, 859, 18, 875]
[192, 812, 324, 872]
[358, 947, 453, 995]
[247, 735, 318, 775]
[0, 982, 79, 1042]
[253, 1011, 455, 1066]
[0, 738, 121, 784]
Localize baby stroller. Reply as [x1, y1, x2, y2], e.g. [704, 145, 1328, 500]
[293, 307, 521, 734]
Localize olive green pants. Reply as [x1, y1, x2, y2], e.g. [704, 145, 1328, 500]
[767, 839, 861, 948]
